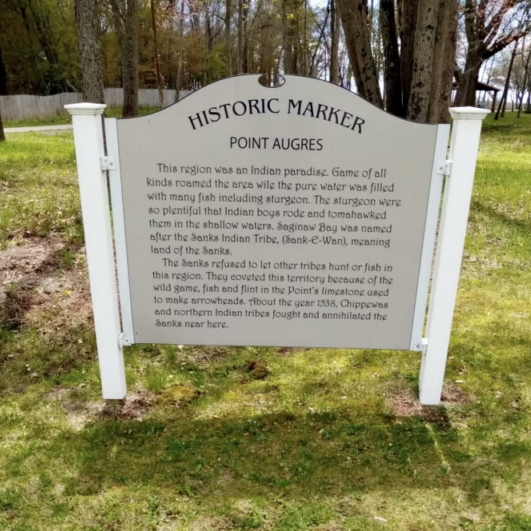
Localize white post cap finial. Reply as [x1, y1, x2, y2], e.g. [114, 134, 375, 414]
[65, 103, 106, 116]
[449, 107, 490, 120]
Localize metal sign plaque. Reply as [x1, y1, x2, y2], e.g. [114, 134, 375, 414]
[115, 75, 441, 349]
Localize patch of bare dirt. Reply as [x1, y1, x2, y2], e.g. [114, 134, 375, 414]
[177, 345, 233, 368]
[215, 469, 234, 488]
[50, 386, 155, 430]
[462, 251, 502, 271]
[315, 521, 351, 531]
[441, 382, 473, 404]
[388, 384, 473, 420]
[387, 388, 423, 418]
[101, 389, 154, 420]
[246, 360, 270, 380]
[49, 386, 105, 431]
[0, 238, 92, 332]
[277, 346, 309, 356]
[189, 516, 234, 531]
[181, 346, 303, 369]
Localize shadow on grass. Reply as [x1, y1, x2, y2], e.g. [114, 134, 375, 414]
[20, 402, 513, 511]
[472, 200, 531, 238]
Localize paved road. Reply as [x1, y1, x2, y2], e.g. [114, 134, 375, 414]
[5, 124, 73, 133]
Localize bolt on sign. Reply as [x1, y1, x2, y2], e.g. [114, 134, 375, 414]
[66, 75, 489, 405]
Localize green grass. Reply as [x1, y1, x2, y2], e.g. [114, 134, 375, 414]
[4, 106, 161, 128]
[4, 112, 73, 128]
[0, 113, 530, 529]
[0, 132, 82, 245]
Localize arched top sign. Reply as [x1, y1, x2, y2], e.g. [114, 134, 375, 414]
[119, 74, 437, 131]
[66, 77, 490, 404]
[110, 74, 446, 350]
[118, 74, 439, 141]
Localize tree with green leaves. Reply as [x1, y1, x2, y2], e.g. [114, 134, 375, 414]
[0, 0, 79, 94]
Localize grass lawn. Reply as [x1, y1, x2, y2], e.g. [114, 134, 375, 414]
[0, 114, 531, 530]
[3, 106, 160, 129]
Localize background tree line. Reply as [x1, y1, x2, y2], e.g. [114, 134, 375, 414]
[0, 0, 530, 129]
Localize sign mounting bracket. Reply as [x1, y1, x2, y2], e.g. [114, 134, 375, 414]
[436, 160, 453, 177]
[118, 333, 133, 348]
[101, 156, 116, 171]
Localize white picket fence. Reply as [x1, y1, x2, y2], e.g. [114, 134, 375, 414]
[0, 89, 191, 121]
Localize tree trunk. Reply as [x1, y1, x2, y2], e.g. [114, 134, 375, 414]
[481, 57, 494, 103]
[372, 0, 383, 87]
[122, 0, 139, 117]
[345, 63, 352, 90]
[330, 0, 339, 84]
[0, 108, 5, 142]
[237, 0, 244, 74]
[456, 0, 530, 107]
[495, 41, 518, 121]
[518, 48, 531, 118]
[427, 0, 458, 124]
[0, 42, 7, 95]
[282, 0, 294, 74]
[380, 0, 402, 116]
[74, 0, 105, 103]
[303, 0, 309, 75]
[502, 47, 519, 118]
[18, 6, 46, 93]
[203, 0, 212, 84]
[462, 53, 481, 107]
[453, 65, 465, 105]
[151, 0, 164, 107]
[242, 0, 249, 73]
[309, 6, 329, 77]
[176, 0, 184, 102]
[108, 0, 125, 85]
[336, 0, 382, 107]
[398, 0, 419, 112]
[30, 4, 64, 90]
[225, 0, 232, 75]
[406, 0, 440, 122]
[292, 23, 299, 75]
[262, 3, 274, 84]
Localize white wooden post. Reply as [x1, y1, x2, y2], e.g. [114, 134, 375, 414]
[419, 107, 489, 405]
[65, 103, 127, 399]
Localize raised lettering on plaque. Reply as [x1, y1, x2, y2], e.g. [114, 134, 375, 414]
[115, 75, 438, 349]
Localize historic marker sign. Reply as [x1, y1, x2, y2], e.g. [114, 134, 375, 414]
[66, 76, 488, 404]
[117, 76, 439, 349]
